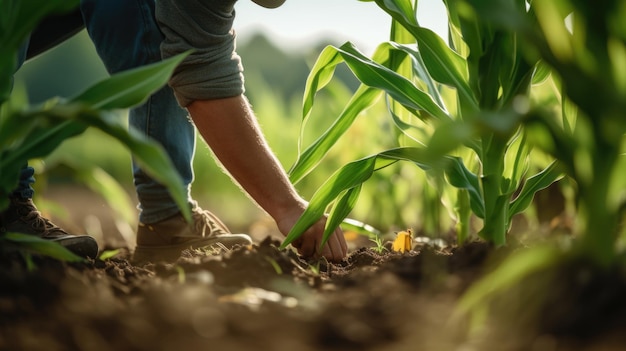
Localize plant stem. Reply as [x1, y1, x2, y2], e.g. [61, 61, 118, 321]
[578, 145, 619, 268]
[479, 137, 508, 246]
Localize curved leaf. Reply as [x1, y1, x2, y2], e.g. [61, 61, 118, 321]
[508, 161, 564, 220]
[374, 0, 477, 109]
[445, 156, 485, 218]
[321, 184, 363, 249]
[282, 147, 438, 248]
[2, 232, 84, 262]
[70, 52, 190, 109]
[289, 86, 382, 184]
[337, 42, 450, 120]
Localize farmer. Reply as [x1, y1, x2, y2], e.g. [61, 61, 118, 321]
[1, 0, 348, 262]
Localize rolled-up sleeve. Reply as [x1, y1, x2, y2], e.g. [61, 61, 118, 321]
[155, 0, 244, 107]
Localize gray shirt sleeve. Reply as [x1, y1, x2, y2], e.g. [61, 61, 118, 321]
[155, 0, 244, 107]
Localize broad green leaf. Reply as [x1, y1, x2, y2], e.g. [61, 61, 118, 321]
[445, 157, 485, 218]
[282, 147, 434, 248]
[508, 161, 564, 220]
[289, 86, 382, 184]
[0, 0, 79, 102]
[301, 45, 345, 130]
[532, 61, 552, 85]
[0, 118, 87, 193]
[70, 52, 190, 109]
[2, 232, 85, 262]
[337, 42, 450, 120]
[74, 112, 191, 222]
[292, 40, 450, 185]
[374, 0, 477, 109]
[383, 42, 447, 109]
[501, 130, 529, 195]
[462, 0, 532, 33]
[320, 184, 363, 249]
[388, 104, 429, 145]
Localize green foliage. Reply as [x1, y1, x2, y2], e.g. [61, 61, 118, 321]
[0, 0, 79, 101]
[465, 0, 626, 266]
[1, 232, 84, 262]
[441, 0, 626, 338]
[98, 249, 121, 261]
[284, 0, 564, 249]
[1, 0, 191, 258]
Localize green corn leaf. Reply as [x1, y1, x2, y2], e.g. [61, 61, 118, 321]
[73, 111, 191, 222]
[383, 41, 447, 110]
[2, 232, 85, 262]
[373, 0, 477, 110]
[532, 61, 552, 85]
[462, 0, 532, 33]
[3, 107, 189, 223]
[292, 40, 450, 184]
[282, 147, 436, 248]
[508, 161, 564, 220]
[289, 86, 382, 184]
[0, 118, 87, 196]
[301, 45, 346, 130]
[70, 52, 190, 109]
[336, 42, 450, 120]
[0, 0, 79, 102]
[445, 157, 485, 219]
[321, 184, 363, 249]
[500, 130, 529, 196]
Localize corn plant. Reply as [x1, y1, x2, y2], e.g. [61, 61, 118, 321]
[280, 0, 563, 250]
[1, 0, 190, 257]
[462, 0, 626, 267]
[440, 0, 626, 338]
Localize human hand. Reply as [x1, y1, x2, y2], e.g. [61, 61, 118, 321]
[275, 203, 348, 262]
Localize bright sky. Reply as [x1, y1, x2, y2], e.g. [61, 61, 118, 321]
[234, 0, 448, 54]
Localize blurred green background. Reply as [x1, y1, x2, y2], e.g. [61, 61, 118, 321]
[13, 29, 424, 246]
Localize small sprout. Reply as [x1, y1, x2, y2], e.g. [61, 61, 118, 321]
[98, 249, 120, 261]
[175, 265, 186, 284]
[369, 235, 387, 254]
[392, 229, 413, 253]
[265, 257, 283, 275]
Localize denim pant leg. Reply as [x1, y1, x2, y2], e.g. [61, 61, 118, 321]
[81, 0, 195, 223]
[11, 40, 36, 200]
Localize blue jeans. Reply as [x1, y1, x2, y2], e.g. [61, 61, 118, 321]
[81, 0, 196, 224]
[13, 40, 36, 199]
[14, 0, 196, 223]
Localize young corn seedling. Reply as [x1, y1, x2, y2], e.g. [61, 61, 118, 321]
[281, 0, 562, 250]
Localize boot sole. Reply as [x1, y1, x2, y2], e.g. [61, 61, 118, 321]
[51, 235, 99, 259]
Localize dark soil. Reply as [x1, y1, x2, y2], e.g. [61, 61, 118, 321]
[1, 235, 626, 351]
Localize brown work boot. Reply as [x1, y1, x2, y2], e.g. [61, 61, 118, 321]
[0, 197, 99, 259]
[132, 207, 252, 264]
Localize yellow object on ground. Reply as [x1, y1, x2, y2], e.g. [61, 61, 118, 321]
[392, 229, 413, 253]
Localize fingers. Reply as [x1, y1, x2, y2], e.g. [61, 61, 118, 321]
[296, 225, 346, 262]
[320, 229, 346, 262]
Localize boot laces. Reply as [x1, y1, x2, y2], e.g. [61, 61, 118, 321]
[191, 208, 230, 237]
[15, 200, 67, 236]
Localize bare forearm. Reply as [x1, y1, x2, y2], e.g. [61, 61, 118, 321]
[187, 95, 302, 218]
